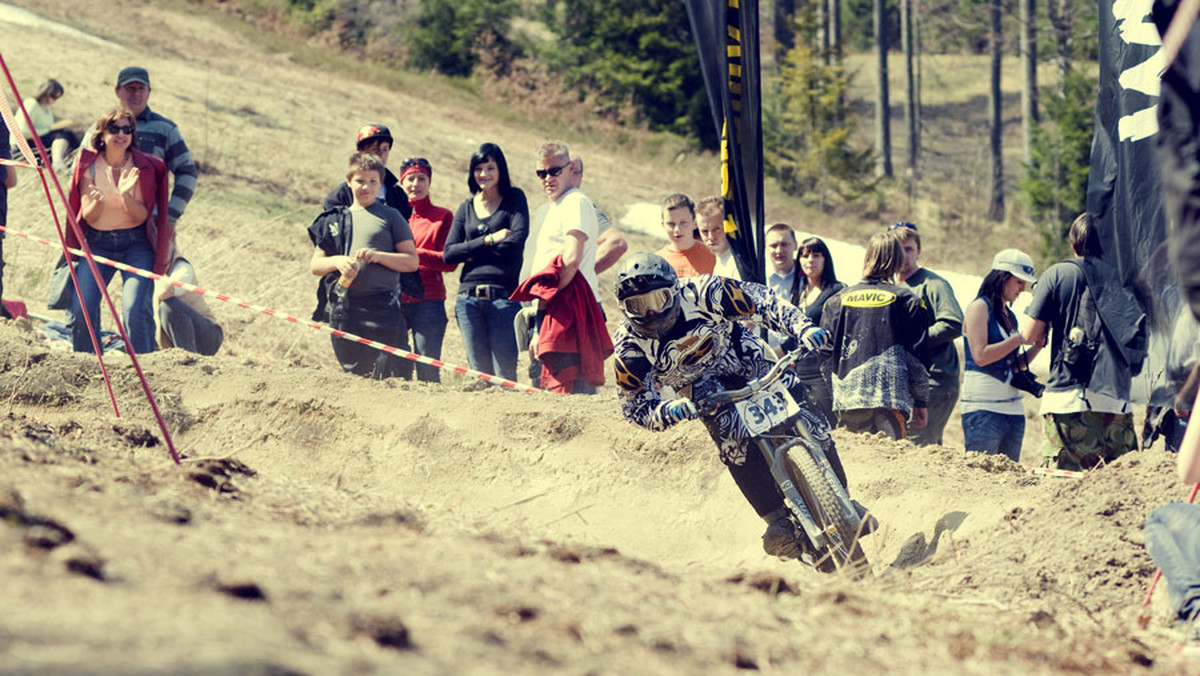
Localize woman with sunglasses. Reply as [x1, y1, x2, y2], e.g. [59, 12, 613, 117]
[961, 249, 1043, 461]
[64, 107, 171, 354]
[443, 143, 529, 381]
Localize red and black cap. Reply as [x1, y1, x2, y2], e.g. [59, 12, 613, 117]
[355, 124, 393, 150]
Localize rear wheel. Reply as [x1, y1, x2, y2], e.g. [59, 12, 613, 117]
[783, 442, 871, 578]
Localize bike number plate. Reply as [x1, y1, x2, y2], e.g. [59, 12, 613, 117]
[734, 381, 800, 435]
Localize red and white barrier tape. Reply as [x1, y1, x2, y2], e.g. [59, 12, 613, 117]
[0, 224, 544, 394]
[1023, 465, 1083, 479]
[0, 94, 41, 169]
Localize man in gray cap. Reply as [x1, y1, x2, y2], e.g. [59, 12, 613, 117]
[114, 66, 197, 226]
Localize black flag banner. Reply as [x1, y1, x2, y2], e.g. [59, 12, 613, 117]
[685, 0, 766, 283]
[1087, 0, 1170, 404]
[1088, 0, 1168, 285]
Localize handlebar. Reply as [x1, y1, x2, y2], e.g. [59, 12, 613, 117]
[696, 347, 807, 415]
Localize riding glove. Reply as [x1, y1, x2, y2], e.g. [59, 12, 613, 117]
[663, 398, 699, 423]
[799, 326, 829, 352]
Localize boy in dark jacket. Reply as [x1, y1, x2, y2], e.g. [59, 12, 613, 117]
[309, 152, 418, 377]
[323, 124, 412, 219]
[819, 231, 933, 439]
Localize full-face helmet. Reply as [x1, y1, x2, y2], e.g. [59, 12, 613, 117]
[614, 253, 681, 339]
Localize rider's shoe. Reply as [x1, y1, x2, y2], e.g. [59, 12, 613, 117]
[852, 500, 878, 536]
[761, 513, 806, 560]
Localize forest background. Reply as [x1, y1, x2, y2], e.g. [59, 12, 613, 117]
[190, 0, 1102, 269]
[6, 3, 1200, 673]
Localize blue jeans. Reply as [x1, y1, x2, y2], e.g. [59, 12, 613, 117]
[962, 410, 1025, 462]
[400, 300, 448, 383]
[455, 295, 520, 381]
[68, 226, 157, 354]
[1145, 503, 1200, 621]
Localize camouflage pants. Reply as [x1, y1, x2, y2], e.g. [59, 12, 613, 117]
[1041, 411, 1137, 471]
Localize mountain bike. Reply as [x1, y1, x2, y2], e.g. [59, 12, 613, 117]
[697, 349, 872, 576]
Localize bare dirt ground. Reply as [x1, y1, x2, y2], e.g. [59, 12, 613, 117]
[0, 324, 1192, 676]
[0, 1, 1197, 674]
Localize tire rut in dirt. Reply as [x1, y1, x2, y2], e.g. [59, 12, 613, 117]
[785, 443, 871, 577]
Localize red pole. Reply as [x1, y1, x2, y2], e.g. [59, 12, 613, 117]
[0, 53, 180, 464]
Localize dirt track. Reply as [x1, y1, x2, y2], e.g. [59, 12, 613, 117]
[0, 1, 1196, 673]
[0, 323, 1191, 675]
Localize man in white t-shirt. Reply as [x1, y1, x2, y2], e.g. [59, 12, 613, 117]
[522, 151, 622, 283]
[527, 142, 600, 300]
[518, 141, 605, 393]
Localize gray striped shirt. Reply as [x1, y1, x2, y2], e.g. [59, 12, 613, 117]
[134, 107, 197, 224]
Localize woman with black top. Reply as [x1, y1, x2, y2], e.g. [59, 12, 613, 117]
[444, 143, 529, 381]
[791, 237, 844, 424]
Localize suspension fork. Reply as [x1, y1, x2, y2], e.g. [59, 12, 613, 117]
[758, 421, 861, 550]
[758, 436, 828, 550]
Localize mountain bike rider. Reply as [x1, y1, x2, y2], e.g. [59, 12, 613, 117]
[612, 252, 872, 559]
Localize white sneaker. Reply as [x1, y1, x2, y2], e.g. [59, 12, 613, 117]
[1182, 611, 1200, 657]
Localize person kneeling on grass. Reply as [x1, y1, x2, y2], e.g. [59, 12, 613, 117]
[154, 242, 223, 356]
[308, 152, 418, 378]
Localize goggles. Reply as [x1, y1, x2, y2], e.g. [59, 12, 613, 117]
[620, 287, 674, 318]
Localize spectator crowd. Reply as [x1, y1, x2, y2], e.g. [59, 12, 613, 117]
[1, 65, 1160, 474]
[7, 57, 1200, 652]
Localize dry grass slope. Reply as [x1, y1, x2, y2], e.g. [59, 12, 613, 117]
[0, 2, 1192, 674]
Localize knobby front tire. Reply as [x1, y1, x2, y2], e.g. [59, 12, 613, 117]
[784, 442, 871, 578]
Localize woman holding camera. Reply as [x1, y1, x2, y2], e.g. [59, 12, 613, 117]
[961, 249, 1043, 462]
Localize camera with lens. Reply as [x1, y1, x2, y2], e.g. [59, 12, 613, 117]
[1010, 369, 1045, 398]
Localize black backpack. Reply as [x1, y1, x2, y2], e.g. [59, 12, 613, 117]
[1059, 259, 1147, 391]
[307, 207, 424, 323]
[1061, 280, 1103, 387]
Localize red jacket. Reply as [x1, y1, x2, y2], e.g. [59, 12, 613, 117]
[511, 256, 614, 393]
[67, 147, 173, 274]
[401, 196, 456, 303]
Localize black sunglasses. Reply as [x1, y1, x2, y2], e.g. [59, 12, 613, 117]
[888, 222, 918, 232]
[106, 123, 134, 135]
[536, 164, 569, 180]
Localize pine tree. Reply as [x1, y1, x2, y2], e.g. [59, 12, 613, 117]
[765, 10, 875, 207]
[1019, 70, 1095, 262]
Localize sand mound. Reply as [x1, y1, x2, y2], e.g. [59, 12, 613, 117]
[0, 324, 1194, 675]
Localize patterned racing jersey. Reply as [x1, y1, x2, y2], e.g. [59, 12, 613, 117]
[613, 275, 830, 465]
